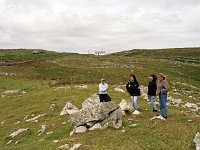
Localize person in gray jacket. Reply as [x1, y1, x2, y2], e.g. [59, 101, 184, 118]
[157, 73, 170, 118]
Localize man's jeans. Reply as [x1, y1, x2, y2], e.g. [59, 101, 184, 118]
[159, 93, 168, 117]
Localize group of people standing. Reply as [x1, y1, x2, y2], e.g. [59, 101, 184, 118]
[98, 73, 170, 119]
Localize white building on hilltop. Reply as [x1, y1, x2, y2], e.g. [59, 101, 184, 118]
[95, 51, 110, 55]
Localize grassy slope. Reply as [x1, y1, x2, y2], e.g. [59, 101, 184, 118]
[0, 48, 199, 150]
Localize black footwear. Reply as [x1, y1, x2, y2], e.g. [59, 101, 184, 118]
[163, 116, 167, 119]
[153, 109, 158, 112]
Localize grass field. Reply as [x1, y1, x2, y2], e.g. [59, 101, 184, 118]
[0, 48, 200, 150]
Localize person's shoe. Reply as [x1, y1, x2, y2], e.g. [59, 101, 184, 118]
[153, 109, 158, 112]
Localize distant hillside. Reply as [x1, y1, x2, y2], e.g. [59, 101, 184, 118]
[112, 47, 200, 64]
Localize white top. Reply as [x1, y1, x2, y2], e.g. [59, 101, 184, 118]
[99, 83, 108, 94]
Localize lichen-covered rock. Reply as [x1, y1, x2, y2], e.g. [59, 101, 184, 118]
[70, 94, 122, 135]
[194, 132, 200, 150]
[119, 99, 132, 115]
[60, 102, 79, 116]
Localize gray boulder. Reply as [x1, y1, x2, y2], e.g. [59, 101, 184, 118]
[70, 94, 122, 134]
[119, 99, 132, 115]
[194, 132, 200, 150]
[60, 102, 79, 116]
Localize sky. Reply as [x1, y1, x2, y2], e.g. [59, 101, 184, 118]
[0, 0, 200, 54]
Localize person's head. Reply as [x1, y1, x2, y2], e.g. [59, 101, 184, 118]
[149, 74, 157, 82]
[130, 74, 136, 81]
[159, 73, 166, 81]
[100, 78, 106, 83]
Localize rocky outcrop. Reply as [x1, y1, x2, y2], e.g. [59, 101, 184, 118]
[119, 99, 132, 115]
[60, 102, 79, 116]
[194, 132, 200, 150]
[6, 128, 29, 144]
[114, 87, 125, 93]
[70, 94, 122, 135]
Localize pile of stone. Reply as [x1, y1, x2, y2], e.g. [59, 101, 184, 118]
[64, 94, 122, 135]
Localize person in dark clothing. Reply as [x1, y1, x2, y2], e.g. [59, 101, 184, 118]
[126, 74, 140, 114]
[147, 74, 158, 112]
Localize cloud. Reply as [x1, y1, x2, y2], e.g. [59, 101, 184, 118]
[0, 0, 200, 53]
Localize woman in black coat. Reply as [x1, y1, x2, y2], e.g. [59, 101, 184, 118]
[126, 74, 140, 114]
[147, 74, 158, 112]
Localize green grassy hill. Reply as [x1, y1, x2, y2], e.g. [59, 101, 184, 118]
[0, 48, 199, 150]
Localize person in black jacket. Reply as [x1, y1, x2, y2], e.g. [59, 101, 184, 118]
[126, 74, 140, 114]
[147, 74, 158, 112]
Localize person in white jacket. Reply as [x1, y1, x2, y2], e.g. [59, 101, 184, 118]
[98, 78, 111, 102]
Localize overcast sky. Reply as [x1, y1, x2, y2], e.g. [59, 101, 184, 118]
[0, 0, 200, 53]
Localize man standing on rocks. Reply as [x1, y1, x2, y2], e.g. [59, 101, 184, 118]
[157, 73, 170, 119]
[98, 78, 111, 102]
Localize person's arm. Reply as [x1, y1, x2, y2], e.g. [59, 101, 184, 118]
[126, 82, 129, 91]
[99, 84, 107, 92]
[105, 83, 108, 90]
[161, 82, 170, 93]
[153, 82, 157, 91]
[135, 81, 139, 88]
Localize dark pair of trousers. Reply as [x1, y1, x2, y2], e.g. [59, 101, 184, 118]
[99, 94, 111, 102]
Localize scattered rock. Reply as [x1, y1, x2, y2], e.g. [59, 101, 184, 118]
[74, 126, 87, 133]
[49, 104, 56, 111]
[0, 72, 16, 76]
[46, 131, 53, 135]
[119, 99, 132, 115]
[70, 144, 82, 150]
[25, 113, 45, 122]
[150, 115, 166, 121]
[184, 102, 200, 112]
[15, 121, 20, 125]
[1, 120, 6, 125]
[53, 140, 60, 143]
[7, 128, 29, 144]
[194, 132, 200, 150]
[127, 118, 135, 125]
[7, 140, 13, 145]
[22, 91, 27, 94]
[9, 128, 29, 138]
[168, 96, 183, 107]
[58, 144, 69, 149]
[62, 122, 67, 125]
[70, 94, 122, 135]
[122, 130, 126, 133]
[60, 102, 79, 116]
[23, 115, 29, 120]
[2, 90, 19, 95]
[114, 87, 125, 93]
[38, 125, 46, 136]
[132, 110, 140, 115]
[75, 85, 88, 89]
[129, 124, 137, 127]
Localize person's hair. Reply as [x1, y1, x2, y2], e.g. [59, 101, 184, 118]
[160, 75, 165, 80]
[130, 74, 136, 81]
[151, 74, 157, 82]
